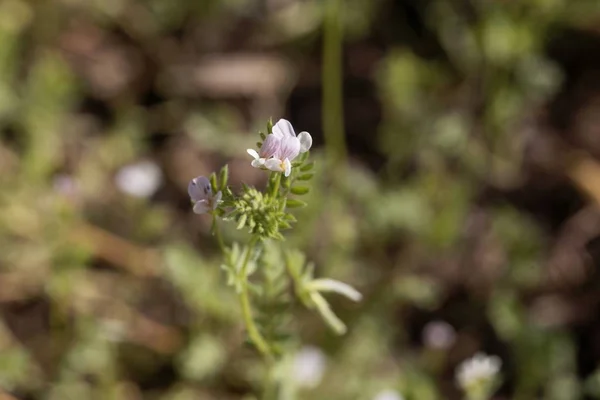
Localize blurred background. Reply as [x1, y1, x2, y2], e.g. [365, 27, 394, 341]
[2, 0, 600, 399]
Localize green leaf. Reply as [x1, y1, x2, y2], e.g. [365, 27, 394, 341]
[236, 214, 247, 230]
[256, 141, 262, 149]
[290, 186, 310, 195]
[210, 173, 218, 192]
[218, 165, 229, 191]
[284, 213, 297, 222]
[286, 199, 307, 208]
[297, 152, 309, 163]
[300, 162, 314, 172]
[279, 221, 292, 229]
[297, 173, 314, 181]
[260, 131, 266, 140]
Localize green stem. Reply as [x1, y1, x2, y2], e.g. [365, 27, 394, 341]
[270, 172, 281, 199]
[238, 236, 273, 360]
[322, 0, 347, 169]
[212, 214, 226, 253]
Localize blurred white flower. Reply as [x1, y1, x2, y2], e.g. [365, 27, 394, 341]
[292, 345, 327, 389]
[372, 389, 405, 400]
[115, 160, 162, 198]
[308, 278, 362, 302]
[422, 320, 456, 349]
[188, 176, 222, 214]
[456, 352, 502, 392]
[247, 119, 312, 177]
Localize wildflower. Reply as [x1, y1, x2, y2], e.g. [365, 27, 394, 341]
[456, 352, 502, 399]
[292, 346, 327, 389]
[422, 320, 456, 350]
[115, 160, 162, 198]
[372, 389, 405, 400]
[188, 176, 222, 214]
[247, 133, 281, 168]
[247, 118, 312, 177]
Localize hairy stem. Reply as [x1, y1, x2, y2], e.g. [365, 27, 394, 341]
[212, 214, 226, 253]
[238, 236, 273, 360]
[270, 172, 281, 199]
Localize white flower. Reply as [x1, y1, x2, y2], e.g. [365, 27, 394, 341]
[422, 320, 456, 350]
[372, 389, 405, 400]
[292, 346, 327, 389]
[188, 176, 222, 214]
[247, 118, 312, 177]
[246, 132, 281, 168]
[456, 352, 502, 391]
[115, 160, 162, 198]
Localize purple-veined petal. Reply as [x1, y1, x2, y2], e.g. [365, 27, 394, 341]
[264, 158, 284, 172]
[188, 176, 212, 202]
[277, 136, 301, 161]
[298, 131, 312, 153]
[272, 119, 296, 138]
[193, 200, 211, 214]
[260, 134, 281, 158]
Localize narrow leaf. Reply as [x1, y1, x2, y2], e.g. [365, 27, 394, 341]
[209, 173, 218, 192]
[218, 164, 229, 191]
[297, 173, 314, 181]
[284, 213, 297, 222]
[236, 214, 247, 230]
[300, 162, 314, 172]
[279, 221, 292, 230]
[285, 199, 307, 208]
[297, 152, 309, 163]
[290, 186, 310, 195]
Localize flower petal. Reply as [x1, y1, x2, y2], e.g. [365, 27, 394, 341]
[188, 176, 212, 202]
[277, 136, 301, 161]
[193, 200, 210, 214]
[260, 134, 281, 158]
[272, 119, 296, 138]
[283, 158, 292, 177]
[264, 158, 284, 172]
[309, 278, 362, 302]
[247, 148, 260, 159]
[298, 131, 312, 153]
[251, 158, 265, 168]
